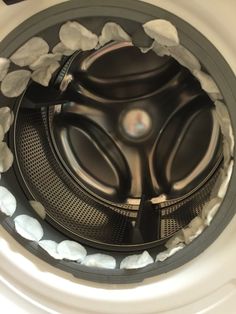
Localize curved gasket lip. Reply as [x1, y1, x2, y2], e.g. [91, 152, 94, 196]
[0, 0, 236, 284]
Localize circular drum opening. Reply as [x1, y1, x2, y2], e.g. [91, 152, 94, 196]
[14, 42, 223, 251]
[0, 0, 235, 283]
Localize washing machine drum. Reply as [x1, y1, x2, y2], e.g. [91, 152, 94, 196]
[0, 0, 235, 284]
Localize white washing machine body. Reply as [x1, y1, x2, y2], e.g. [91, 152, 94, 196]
[0, 0, 236, 313]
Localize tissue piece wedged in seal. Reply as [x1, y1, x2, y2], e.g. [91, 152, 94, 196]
[143, 19, 179, 47]
[14, 215, 44, 242]
[1, 70, 31, 98]
[0, 186, 16, 217]
[10, 37, 49, 67]
[60, 21, 98, 51]
[99, 22, 131, 46]
[120, 251, 154, 269]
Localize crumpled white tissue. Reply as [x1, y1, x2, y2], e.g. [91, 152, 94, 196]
[192, 70, 222, 99]
[169, 45, 201, 71]
[120, 251, 154, 270]
[0, 142, 14, 173]
[165, 229, 185, 249]
[10, 37, 49, 67]
[0, 126, 3, 142]
[215, 101, 234, 156]
[29, 53, 62, 71]
[165, 216, 206, 251]
[57, 240, 87, 262]
[0, 107, 14, 134]
[0, 186, 16, 216]
[1, 70, 31, 98]
[31, 62, 60, 87]
[201, 197, 221, 226]
[52, 42, 76, 56]
[151, 41, 170, 57]
[14, 214, 44, 241]
[143, 19, 179, 47]
[182, 216, 205, 244]
[99, 22, 131, 46]
[38, 240, 62, 260]
[0, 58, 10, 82]
[82, 253, 116, 269]
[60, 21, 98, 51]
[217, 161, 233, 199]
[156, 243, 185, 262]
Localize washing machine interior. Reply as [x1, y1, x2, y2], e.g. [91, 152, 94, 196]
[0, 0, 235, 286]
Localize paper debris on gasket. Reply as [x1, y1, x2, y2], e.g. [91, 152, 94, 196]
[217, 160, 233, 199]
[182, 216, 205, 245]
[165, 229, 185, 249]
[60, 21, 98, 51]
[169, 45, 201, 71]
[0, 58, 10, 82]
[120, 250, 154, 270]
[152, 41, 170, 57]
[201, 198, 221, 226]
[14, 214, 44, 241]
[0, 186, 16, 217]
[0, 107, 14, 134]
[29, 200, 46, 220]
[1, 70, 31, 98]
[143, 19, 179, 47]
[52, 42, 76, 56]
[192, 70, 223, 100]
[0, 126, 3, 142]
[57, 240, 87, 262]
[215, 101, 234, 155]
[99, 22, 131, 46]
[156, 243, 185, 262]
[38, 240, 62, 260]
[29, 53, 62, 71]
[82, 253, 116, 269]
[140, 46, 153, 54]
[31, 62, 60, 87]
[10, 37, 49, 67]
[0, 142, 13, 173]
